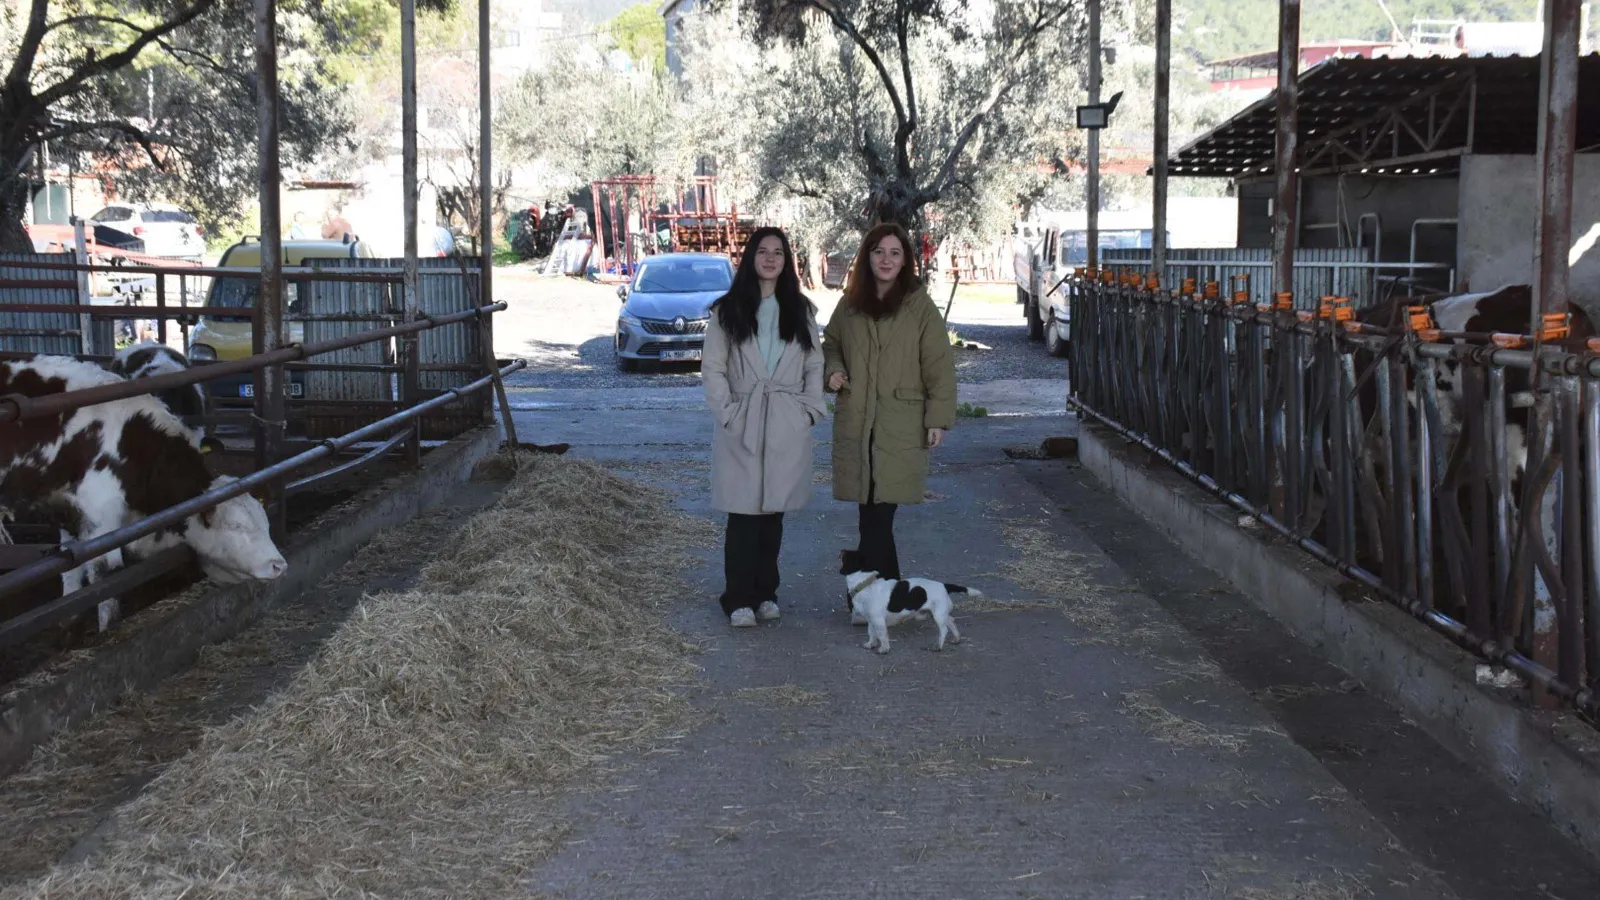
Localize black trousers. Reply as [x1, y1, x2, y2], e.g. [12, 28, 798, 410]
[721, 512, 784, 615]
[857, 502, 900, 581]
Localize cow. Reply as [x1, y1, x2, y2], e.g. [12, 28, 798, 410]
[109, 342, 221, 452]
[0, 356, 287, 635]
[1302, 285, 1595, 623]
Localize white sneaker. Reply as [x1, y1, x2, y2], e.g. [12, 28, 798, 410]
[730, 608, 757, 627]
[756, 601, 781, 621]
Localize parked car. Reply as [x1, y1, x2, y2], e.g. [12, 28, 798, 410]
[613, 253, 734, 372]
[188, 237, 375, 401]
[88, 202, 206, 261]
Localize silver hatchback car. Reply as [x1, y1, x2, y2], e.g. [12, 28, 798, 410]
[614, 253, 734, 371]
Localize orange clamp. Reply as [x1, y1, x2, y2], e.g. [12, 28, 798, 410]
[1231, 290, 1251, 305]
[1181, 277, 1196, 296]
[1407, 306, 1434, 332]
[1538, 312, 1570, 341]
[1274, 292, 1293, 311]
[1074, 267, 1088, 279]
[1318, 296, 1353, 323]
[1144, 273, 1161, 291]
[1203, 281, 1221, 300]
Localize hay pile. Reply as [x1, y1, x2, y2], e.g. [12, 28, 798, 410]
[7, 453, 715, 899]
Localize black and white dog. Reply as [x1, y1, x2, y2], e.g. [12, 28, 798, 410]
[839, 549, 979, 654]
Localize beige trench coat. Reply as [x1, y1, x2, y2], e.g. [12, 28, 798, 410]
[703, 316, 827, 515]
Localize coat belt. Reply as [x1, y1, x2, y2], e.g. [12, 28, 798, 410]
[736, 381, 802, 456]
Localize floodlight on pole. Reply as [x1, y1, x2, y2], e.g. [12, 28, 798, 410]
[1076, 91, 1123, 130]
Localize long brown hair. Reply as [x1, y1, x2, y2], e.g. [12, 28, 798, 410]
[842, 223, 919, 319]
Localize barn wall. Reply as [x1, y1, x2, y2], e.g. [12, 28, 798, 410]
[1297, 175, 1461, 295]
[1459, 154, 1600, 317]
[1233, 175, 1460, 275]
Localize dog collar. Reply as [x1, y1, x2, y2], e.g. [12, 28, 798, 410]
[848, 574, 881, 599]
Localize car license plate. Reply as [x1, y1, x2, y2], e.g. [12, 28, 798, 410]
[239, 383, 305, 398]
[661, 349, 702, 362]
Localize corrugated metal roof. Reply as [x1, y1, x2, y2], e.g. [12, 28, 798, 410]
[1169, 55, 1600, 179]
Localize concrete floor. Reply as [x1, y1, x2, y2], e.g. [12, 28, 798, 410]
[507, 395, 1600, 900]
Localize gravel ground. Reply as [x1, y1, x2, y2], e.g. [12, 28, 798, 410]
[492, 265, 1066, 390]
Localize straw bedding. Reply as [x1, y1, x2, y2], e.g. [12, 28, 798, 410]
[6, 453, 716, 899]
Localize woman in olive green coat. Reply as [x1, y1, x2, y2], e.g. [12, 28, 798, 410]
[822, 223, 957, 581]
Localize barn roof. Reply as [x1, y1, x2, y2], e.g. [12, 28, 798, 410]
[1168, 54, 1600, 179]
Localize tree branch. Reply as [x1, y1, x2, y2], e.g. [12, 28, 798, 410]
[925, 4, 1071, 202]
[799, 0, 908, 137]
[45, 14, 149, 37]
[37, 119, 164, 168]
[4, 0, 53, 99]
[34, 0, 219, 112]
[893, 0, 916, 176]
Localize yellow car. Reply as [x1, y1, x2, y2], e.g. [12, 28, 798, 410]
[188, 237, 374, 401]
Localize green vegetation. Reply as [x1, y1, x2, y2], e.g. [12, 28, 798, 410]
[956, 403, 989, 419]
[606, 2, 669, 73]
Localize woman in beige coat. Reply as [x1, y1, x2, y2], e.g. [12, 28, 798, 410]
[703, 227, 826, 628]
[822, 223, 957, 581]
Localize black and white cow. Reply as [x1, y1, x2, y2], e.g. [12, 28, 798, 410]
[1311, 285, 1596, 617]
[1351, 285, 1596, 498]
[0, 356, 287, 632]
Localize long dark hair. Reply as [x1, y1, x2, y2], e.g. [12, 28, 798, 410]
[712, 226, 817, 351]
[843, 223, 919, 319]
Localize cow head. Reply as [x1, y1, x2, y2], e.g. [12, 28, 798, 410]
[186, 476, 289, 583]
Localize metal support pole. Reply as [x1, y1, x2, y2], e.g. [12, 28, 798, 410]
[1534, 0, 1580, 331]
[401, 0, 422, 468]
[1152, 0, 1171, 283]
[478, 0, 517, 452]
[1527, 0, 1581, 705]
[1273, 0, 1301, 298]
[1086, 0, 1101, 270]
[254, 0, 287, 538]
[479, 0, 495, 311]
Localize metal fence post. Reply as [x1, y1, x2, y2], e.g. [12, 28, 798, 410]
[1273, 0, 1301, 300]
[401, 0, 422, 467]
[254, 0, 287, 538]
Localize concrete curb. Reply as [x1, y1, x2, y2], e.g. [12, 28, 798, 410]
[1076, 420, 1600, 865]
[0, 425, 502, 778]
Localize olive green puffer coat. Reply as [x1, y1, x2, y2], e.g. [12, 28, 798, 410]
[822, 286, 957, 505]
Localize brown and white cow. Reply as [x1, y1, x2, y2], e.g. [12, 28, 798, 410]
[0, 356, 287, 629]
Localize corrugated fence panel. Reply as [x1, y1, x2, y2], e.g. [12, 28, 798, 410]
[301, 258, 398, 439]
[1102, 247, 1379, 309]
[0, 252, 103, 356]
[416, 257, 489, 439]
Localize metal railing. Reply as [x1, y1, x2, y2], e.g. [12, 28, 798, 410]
[1, 256, 521, 650]
[1100, 249, 1457, 310]
[1068, 273, 1599, 720]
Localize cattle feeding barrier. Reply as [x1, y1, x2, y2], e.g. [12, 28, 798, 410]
[0, 256, 523, 652]
[1067, 272, 1600, 722]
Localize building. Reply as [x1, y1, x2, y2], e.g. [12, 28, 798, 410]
[660, 0, 700, 78]
[1204, 14, 1594, 100]
[1167, 53, 1600, 314]
[1207, 40, 1398, 96]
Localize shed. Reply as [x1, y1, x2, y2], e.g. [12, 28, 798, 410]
[1166, 55, 1600, 311]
